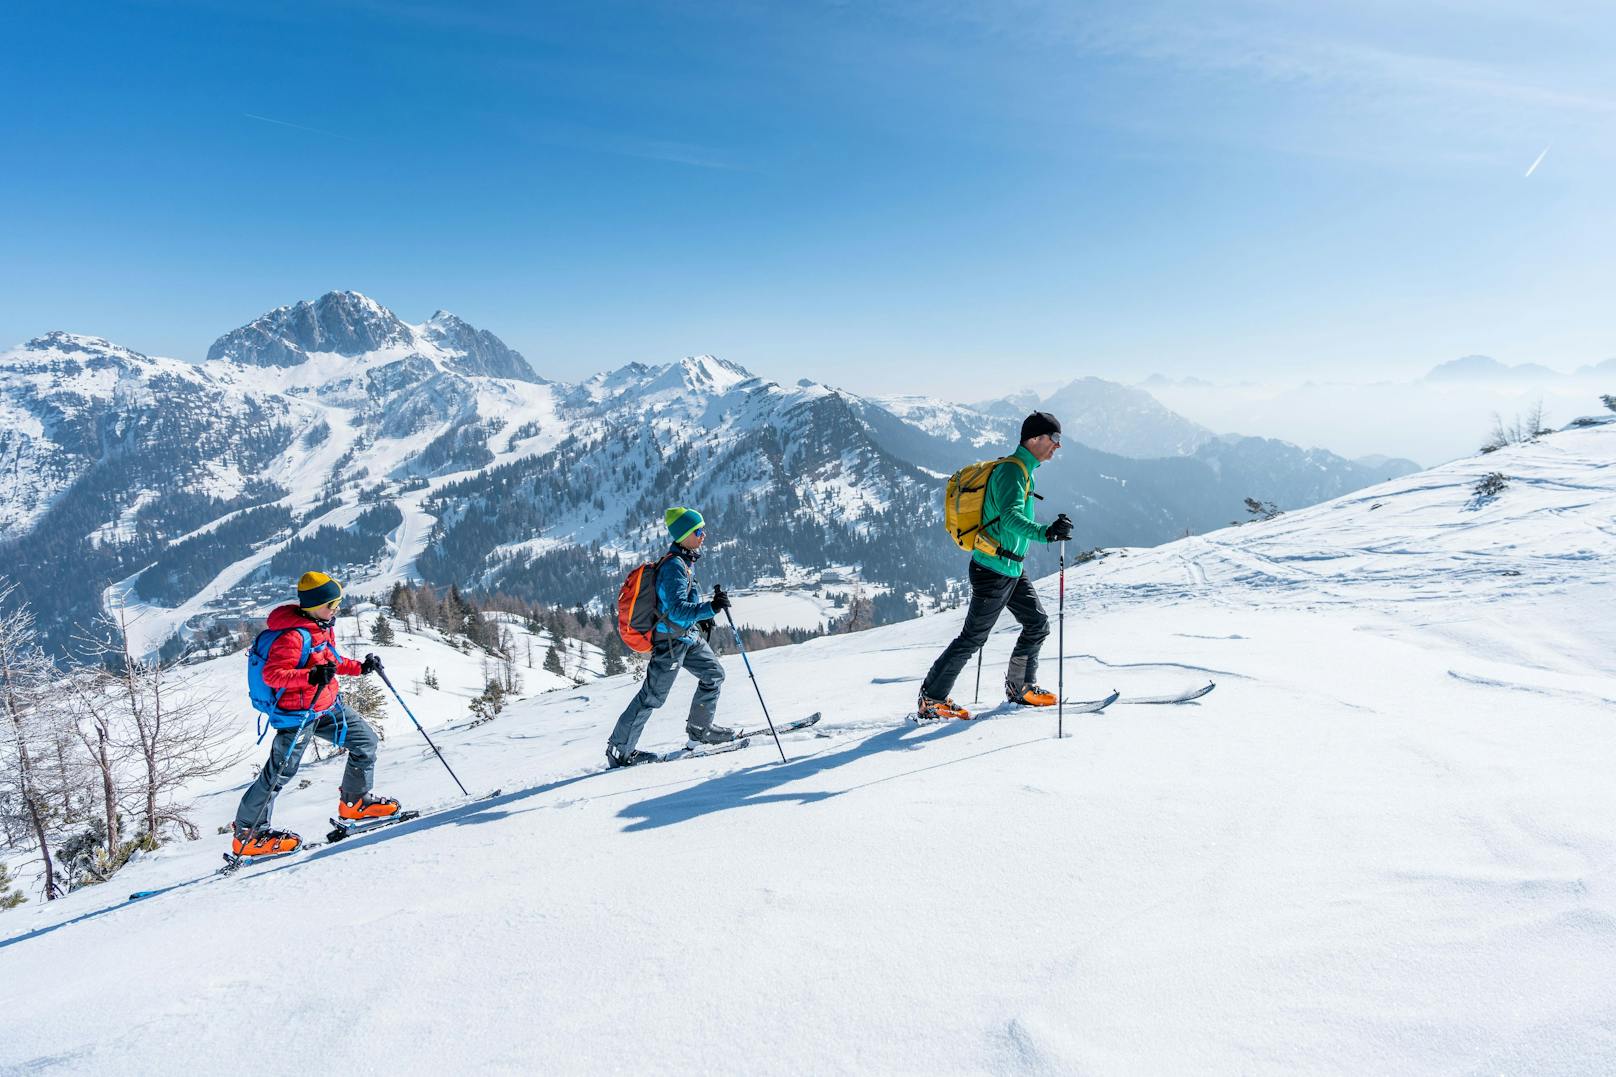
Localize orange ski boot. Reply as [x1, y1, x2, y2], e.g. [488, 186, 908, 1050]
[1007, 683, 1058, 707]
[231, 824, 301, 857]
[916, 693, 971, 721]
[337, 792, 401, 821]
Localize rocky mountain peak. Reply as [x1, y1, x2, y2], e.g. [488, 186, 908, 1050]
[420, 309, 542, 383]
[205, 290, 414, 367]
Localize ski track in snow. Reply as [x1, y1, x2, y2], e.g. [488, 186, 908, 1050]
[3, 425, 1616, 1074]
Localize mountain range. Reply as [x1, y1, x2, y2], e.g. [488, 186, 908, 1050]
[0, 291, 1421, 654]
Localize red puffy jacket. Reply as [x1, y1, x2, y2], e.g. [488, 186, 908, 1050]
[260, 604, 363, 714]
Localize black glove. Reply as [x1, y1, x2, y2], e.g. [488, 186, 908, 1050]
[361, 653, 383, 675]
[710, 585, 731, 614]
[696, 618, 716, 639]
[1045, 513, 1074, 542]
[307, 663, 336, 687]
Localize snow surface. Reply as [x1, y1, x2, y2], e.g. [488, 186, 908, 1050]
[4, 423, 1615, 1074]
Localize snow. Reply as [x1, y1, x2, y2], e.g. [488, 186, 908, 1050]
[4, 424, 1616, 1074]
[728, 588, 837, 631]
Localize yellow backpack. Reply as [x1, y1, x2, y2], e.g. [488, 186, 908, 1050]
[943, 456, 1030, 558]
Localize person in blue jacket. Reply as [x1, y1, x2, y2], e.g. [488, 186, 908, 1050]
[605, 507, 735, 767]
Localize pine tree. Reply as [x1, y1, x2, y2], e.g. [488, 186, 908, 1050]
[344, 675, 389, 742]
[370, 612, 396, 646]
[602, 633, 627, 676]
[423, 667, 440, 690]
[543, 642, 564, 676]
[0, 860, 26, 909]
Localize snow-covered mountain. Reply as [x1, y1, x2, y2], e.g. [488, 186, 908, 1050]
[4, 417, 1611, 1075]
[206, 290, 541, 382]
[1, 292, 1419, 656]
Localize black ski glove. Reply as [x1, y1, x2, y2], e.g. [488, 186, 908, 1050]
[710, 585, 731, 614]
[1044, 513, 1074, 543]
[361, 653, 384, 675]
[307, 663, 336, 687]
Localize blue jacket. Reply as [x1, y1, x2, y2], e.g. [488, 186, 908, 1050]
[655, 545, 715, 639]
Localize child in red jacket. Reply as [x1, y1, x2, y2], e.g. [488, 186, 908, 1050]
[231, 572, 400, 856]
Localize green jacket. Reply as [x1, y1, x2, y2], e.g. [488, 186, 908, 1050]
[971, 445, 1048, 578]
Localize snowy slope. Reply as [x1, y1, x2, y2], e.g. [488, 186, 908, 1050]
[4, 421, 1614, 1074]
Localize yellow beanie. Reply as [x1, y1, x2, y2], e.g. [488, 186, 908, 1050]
[297, 571, 343, 609]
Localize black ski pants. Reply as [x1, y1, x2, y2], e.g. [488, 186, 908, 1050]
[922, 560, 1050, 701]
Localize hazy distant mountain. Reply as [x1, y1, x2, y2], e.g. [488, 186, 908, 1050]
[1424, 355, 1561, 383]
[1036, 377, 1213, 458]
[1354, 454, 1424, 479]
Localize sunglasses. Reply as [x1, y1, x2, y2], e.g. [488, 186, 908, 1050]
[1050, 433, 1061, 446]
[693, 528, 705, 537]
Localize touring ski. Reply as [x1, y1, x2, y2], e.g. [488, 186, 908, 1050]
[325, 809, 422, 844]
[130, 789, 504, 900]
[1056, 690, 1121, 713]
[653, 737, 752, 763]
[911, 691, 1119, 724]
[738, 713, 820, 739]
[1116, 681, 1215, 705]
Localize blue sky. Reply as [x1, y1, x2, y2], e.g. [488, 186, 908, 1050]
[3, 0, 1612, 398]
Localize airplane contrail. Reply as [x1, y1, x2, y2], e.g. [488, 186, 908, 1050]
[244, 113, 351, 141]
[1524, 145, 1549, 178]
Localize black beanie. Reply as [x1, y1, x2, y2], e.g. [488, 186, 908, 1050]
[1019, 411, 1061, 443]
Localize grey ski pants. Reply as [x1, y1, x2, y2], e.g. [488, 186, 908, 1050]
[234, 702, 379, 829]
[607, 634, 725, 753]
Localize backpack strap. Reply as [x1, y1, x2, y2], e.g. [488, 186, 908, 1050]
[979, 456, 1033, 549]
[256, 628, 316, 743]
[650, 551, 687, 639]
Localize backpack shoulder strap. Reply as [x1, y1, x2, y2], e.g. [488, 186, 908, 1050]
[982, 456, 1032, 534]
[651, 551, 689, 636]
[267, 627, 315, 711]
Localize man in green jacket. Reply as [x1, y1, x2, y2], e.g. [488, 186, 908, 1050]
[919, 411, 1073, 720]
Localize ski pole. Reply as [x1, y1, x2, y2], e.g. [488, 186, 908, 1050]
[375, 667, 469, 796]
[1058, 540, 1066, 739]
[974, 646, 983, 704]
[722, 607, 788, 764]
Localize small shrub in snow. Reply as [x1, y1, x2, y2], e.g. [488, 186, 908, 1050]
[1602, 394, 1616, 413]
[1244, 497, 1282, 521]
[1467, 472, 1509, 510]
[467, 680, 507, 724]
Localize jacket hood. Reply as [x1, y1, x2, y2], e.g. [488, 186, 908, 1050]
[266, 604, 321, 631]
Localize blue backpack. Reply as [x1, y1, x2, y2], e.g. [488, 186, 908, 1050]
[247, 626, 339, 741]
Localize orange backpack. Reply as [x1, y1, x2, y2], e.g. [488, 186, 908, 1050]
[616, 552, 677, 653]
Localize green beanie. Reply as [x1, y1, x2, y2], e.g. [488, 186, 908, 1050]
[665, 507, 704, 543]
